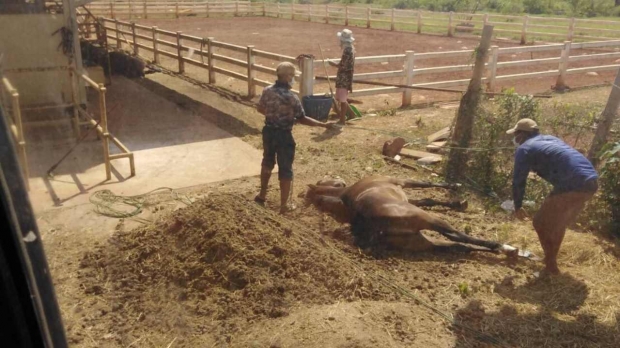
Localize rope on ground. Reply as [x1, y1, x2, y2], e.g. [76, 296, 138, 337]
[89, 187, 192, 219]
[227, 193, 510, 348]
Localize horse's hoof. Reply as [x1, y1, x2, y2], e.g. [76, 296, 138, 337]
[458, 200, 468, 211]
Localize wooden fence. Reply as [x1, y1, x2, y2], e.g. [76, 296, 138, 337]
[90, 16, 620, 108]
[97, 17, 310, 98]
[78, 73, 135, 181]
[0, 76, 29, 190]
[84, 1, 620, 44]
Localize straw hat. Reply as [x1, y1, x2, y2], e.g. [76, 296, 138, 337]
[337, 29, 355, 43]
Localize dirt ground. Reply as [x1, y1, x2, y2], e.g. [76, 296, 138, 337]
[125, 17, 619, 111]
[36, 72, 620, 348]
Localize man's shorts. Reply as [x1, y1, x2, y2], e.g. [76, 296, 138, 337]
[261, 126, 296, 180]
[335, 88, 349, 103]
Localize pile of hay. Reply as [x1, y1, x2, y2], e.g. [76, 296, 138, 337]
[79, 193, 395, 345]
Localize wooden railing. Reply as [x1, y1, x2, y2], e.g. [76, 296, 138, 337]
[94, 16, 620, 108]
[0, 77, 29, 190]
[78, 73, 135, 180]
[83, 1, 620, 44]
[99, 17, 309, 98]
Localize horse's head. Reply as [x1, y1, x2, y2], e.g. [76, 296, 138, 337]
[305, 178, 347, 202]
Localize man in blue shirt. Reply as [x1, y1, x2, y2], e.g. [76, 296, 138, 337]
[508, 118, 598, 275]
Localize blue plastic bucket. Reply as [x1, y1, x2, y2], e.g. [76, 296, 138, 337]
[302, 95, 333, 122]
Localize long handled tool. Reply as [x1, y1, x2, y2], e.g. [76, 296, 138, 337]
[317, 44, 342, 116]
[314, 76, 552, 99]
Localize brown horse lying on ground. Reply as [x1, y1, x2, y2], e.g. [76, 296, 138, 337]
[307, 176, 517, 256]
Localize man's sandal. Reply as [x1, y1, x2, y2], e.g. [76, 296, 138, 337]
[254, 196, 266, 206]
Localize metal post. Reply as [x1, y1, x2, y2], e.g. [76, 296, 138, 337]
[300, 56, 314, 97]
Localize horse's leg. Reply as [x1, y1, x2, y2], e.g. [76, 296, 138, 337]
[408, 198, 468, 211]
[389, 178, 460, 191]
[383, 229, 497, 254]
[426, 217, 502, 251]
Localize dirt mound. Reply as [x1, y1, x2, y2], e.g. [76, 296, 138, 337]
[79, 193, 394, 346]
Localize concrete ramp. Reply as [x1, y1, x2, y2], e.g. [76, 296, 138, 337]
[27, 76, 262, 212]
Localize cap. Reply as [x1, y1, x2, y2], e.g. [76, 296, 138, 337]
[506, 118, 539, 135]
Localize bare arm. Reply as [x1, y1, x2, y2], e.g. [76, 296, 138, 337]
[257, 104, 266, 115]
[298, 115, 330, 128]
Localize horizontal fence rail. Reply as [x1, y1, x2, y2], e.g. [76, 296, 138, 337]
[89, 16, 620, 109]
[85, 1, 620, 44]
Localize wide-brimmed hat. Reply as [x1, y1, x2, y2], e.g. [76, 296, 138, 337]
[337, 29, 355, 43]
[506, 118, 539, 134]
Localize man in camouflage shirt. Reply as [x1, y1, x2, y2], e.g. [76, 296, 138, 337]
[330, 29, 355, 125]
[255, 62, 334, 214]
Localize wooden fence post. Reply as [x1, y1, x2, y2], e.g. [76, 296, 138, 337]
[131, 22, 138, 55]
[247, 45, 256, 97]
[391, 8, 395, 31]
[176, 31, 185, 73]
[323, 5, 329, 24]
[115, 19, 121, 48]
[448, 11, 454, 37]
[555, 41, 572, 91]
[445, 25, 494, 182]
[417, 11, 422, 34]
[175, 2, 179, 19]
[483, 13, 489, 26]
[277, 3, 280, 18]
[521, 15, 529, 45]
[308, 4, 311, 22]
[235, 1, 239, 16]
[207, 37, 215, 83]
[263, 2, 266, 16]
[99, 84, 112, 181]
[152, 26, 160, 64]
[143, 1, 147, 19]
[487, 45, 499, 92]
[345, 5, 349, 26]
[588, 68, 620, 165]
[128, 0, 133, 20]
[206, 2, 210, 18]
[110, 2, 115, 19]
[292, 2, 295, 20]
[300, 56, 314, 97]
[568, 17, 576, 42]
[366, 7, 371, 29]
[402, 50, 415, 106]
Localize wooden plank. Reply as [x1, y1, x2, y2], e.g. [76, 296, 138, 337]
[427, 127, 451, 143]
[498, 44, 563, 54]
[426, 141, 447, 153]
[253, 49, 297, 63]
[400, 148, 442, 162]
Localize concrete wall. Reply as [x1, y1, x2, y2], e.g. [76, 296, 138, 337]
[0, 14, 76, 106]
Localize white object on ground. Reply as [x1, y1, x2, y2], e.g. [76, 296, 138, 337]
[501, 200, 515, 212]
[394, 155, 402, 161]
[417, 156, 442, 165]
